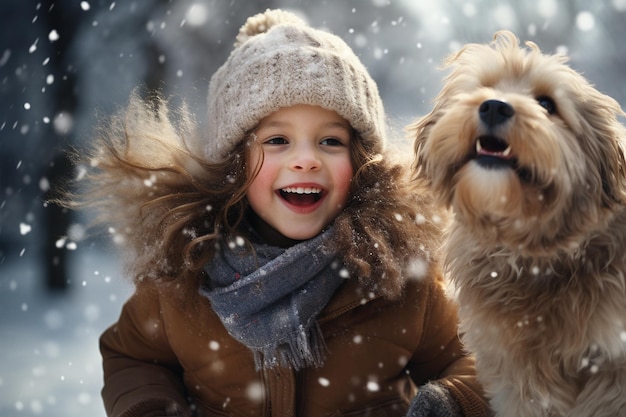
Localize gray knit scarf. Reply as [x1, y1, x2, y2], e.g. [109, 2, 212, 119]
[200, 227, 345, 371]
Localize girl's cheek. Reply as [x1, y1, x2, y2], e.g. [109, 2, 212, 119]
[246, 147, 264, 180]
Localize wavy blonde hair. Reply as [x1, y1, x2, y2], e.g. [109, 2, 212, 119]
[64, 93, 445, 299]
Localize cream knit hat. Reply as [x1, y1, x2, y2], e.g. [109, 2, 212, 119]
[203, 9, 386, 162]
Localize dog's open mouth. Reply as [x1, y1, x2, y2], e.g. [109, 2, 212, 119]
[475, 135, 512, 165]
[473, 135, 532, 182]
[278, 187, 324, 206]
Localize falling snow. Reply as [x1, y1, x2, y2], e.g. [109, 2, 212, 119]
[2, 1, 626, 416]
[19, 223, 32, 236]
[366, 381, 380, 392]
[48, 30, 59, 42]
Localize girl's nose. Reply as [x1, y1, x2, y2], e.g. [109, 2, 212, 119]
[290, 147, 321, 171]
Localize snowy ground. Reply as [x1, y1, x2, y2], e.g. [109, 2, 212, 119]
[0, 244, 133, 417]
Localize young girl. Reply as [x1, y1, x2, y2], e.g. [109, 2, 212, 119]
[72, 9, 490, 417]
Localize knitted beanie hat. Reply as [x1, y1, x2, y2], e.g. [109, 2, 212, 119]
[203, 9, 386, 162]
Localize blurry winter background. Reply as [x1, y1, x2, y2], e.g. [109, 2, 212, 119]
[1, 0, 625, 416]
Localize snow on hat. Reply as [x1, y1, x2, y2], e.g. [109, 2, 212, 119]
[203, 8, 386, 162]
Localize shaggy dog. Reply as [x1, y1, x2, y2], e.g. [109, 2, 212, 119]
[410, 31, 626, 416]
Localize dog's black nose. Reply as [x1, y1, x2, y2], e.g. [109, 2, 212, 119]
[479, 100, 515, 127]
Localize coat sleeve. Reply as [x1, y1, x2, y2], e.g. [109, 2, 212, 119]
[100, 280, 191, 417]
[406, 274, 492, 417]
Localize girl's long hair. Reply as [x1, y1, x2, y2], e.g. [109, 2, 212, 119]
[61, 93, 445, 299]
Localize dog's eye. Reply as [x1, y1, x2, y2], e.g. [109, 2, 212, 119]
[536, 96, 557, 115]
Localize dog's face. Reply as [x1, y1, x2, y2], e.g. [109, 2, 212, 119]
[411, 31, 626, 253]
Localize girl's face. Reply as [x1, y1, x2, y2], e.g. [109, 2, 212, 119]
[246, 104, 354, 245]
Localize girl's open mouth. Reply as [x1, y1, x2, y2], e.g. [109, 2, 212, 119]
[278, 186, 323, 207]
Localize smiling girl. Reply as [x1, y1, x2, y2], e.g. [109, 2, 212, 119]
[68, 9, 490, 417]
[246, 104, 354, 245]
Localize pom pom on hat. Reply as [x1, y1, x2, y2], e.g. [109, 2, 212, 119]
[234, 9, 306, 47]
[201, 9, 386, 163]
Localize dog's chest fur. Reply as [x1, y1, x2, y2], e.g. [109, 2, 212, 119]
[448, 211, 626, 414]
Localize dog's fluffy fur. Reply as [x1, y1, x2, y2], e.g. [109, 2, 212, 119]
[410, 31, 626, 416]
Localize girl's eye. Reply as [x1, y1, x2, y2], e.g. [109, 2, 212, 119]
[536, 96, 557, 115]
[321, 137, 345, 146]
[264, 136, 288, 145]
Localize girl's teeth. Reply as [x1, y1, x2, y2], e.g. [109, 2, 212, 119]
[282, 187, 321, 194]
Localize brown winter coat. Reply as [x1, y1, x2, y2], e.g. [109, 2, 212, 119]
[100, 270, 490, 417]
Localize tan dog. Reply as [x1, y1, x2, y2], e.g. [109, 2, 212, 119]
[410, 31, 626, 416]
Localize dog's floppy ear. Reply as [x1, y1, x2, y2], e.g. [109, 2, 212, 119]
[576, 86, 626, 208]
[408, 39, 479, 183]
[408, 52, 462, 183]
[408, 106, 438, 182]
